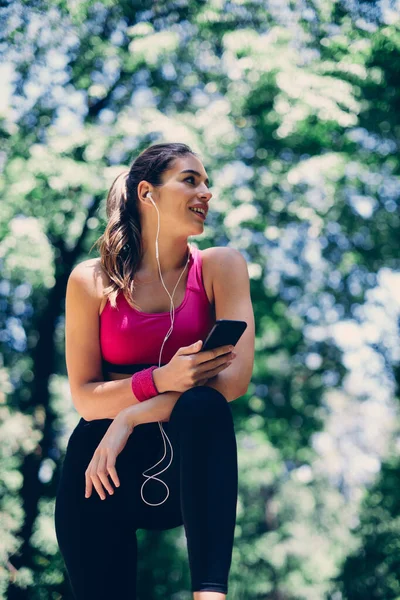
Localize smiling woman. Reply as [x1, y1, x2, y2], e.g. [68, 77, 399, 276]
[55, 142, 252, 599]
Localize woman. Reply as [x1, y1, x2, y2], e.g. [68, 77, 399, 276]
[55, 142, 254, 599]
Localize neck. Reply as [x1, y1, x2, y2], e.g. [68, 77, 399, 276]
[138, 235, 191, 278]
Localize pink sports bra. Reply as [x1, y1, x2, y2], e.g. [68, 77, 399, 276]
[100, 244, 216, 373]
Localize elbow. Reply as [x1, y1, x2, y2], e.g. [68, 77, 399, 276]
[73, 400, 90, 422]
[225, 377, 250, 402]
[235, 381, 250, 401]
[230, 389, 247, 402]
[71, 388, 91, 422]
[227, 382, 248, 402]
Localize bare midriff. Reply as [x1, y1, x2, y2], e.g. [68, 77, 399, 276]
[106, 372, 132, 381]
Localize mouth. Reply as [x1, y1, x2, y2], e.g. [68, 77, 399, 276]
[188, 208, 206, 221]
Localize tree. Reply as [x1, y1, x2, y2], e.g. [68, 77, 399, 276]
[1, 1, 399, 598]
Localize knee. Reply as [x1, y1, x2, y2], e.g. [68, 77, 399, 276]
[173, 385, 229, 422]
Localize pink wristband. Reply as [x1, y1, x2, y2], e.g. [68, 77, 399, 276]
[131, 366, 159, 402]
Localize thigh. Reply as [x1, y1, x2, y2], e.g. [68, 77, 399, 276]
[133, 386, 233, 532]
[55, 419, 183, 541]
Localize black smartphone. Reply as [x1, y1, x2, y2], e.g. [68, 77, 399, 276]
[201, 319, 247, 353]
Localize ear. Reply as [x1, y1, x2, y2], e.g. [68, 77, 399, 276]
[137, 180, 154, 203]
[138, 190, 153, 206]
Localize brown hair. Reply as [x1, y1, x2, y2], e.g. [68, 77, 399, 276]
[90, 142, 199, 310]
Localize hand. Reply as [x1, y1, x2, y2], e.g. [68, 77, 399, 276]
[160, 340, 236, 393]
[85, 412, 134, 500]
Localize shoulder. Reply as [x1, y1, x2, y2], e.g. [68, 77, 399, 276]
[68, 258, 109, 301]
[201, 246, 248, 292]
[202, 246, 248, 272]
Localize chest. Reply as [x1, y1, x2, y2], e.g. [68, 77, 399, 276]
[98, 249, 214, 316]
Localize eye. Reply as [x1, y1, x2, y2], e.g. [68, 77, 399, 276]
[185, 176, 210, 189]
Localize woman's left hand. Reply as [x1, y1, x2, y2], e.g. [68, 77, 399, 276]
[85, 412, 134, 500]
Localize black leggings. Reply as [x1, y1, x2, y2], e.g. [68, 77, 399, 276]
[55, 386, 238, 598]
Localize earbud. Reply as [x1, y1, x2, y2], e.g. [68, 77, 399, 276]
[146, 191, 156, 207]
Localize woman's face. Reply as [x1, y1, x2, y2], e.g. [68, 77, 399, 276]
[141, 154, 213, 234]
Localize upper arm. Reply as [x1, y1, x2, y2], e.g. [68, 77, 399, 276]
[211, 247, 255, 394]
[65, 260, 104, 412]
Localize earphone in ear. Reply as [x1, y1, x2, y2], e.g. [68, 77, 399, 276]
[149, 196, 157, 209]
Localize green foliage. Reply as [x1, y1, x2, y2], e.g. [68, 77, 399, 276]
[334, 453, 400, 599]
[1, 1, 399, 598]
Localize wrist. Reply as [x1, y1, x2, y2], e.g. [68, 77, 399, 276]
[116, 409, 135, 433]
[131, 366, 159, 402]
[152, 365, 169, 394]
[119, 406, 137, 430]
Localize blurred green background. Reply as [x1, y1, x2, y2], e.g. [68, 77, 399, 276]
[1, 1, 400, 598]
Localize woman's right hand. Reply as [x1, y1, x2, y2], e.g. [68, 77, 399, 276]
[158, 340, 236, 393]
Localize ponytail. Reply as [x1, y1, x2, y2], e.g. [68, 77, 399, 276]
[90, 170, 143, 311]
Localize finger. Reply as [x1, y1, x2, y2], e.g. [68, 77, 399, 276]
[217, 344, 234, 358]
[208, 346, 234, 366]
[195, 355, 229, 376]
[223, 343, 234, 353]
[213, 352, 234, 368]
[97, 451, 114, 496]
[195, 364, 225, 386]
[202, 361, 232, 380]
[91, 472, 107, 500]
[107, 457, 120, 489]
[194, 342, 227, 364]
[89, 453, 106, 500]
[204, 345, 232, 360]
[85, 466, 93, 498]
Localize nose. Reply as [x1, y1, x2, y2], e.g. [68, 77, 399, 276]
[198, 188, 212, 201]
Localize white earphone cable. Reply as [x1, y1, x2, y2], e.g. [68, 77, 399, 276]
[140, 192, 191, 506]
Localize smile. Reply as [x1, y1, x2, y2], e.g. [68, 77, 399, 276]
[188, 208, 206, 221]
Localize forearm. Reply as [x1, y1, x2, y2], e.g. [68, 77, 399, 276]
[73, 366, 170, 421]
[75, 377, 141, 421]
[77, 365, 243, 423]
[121, 389, 182, 427]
